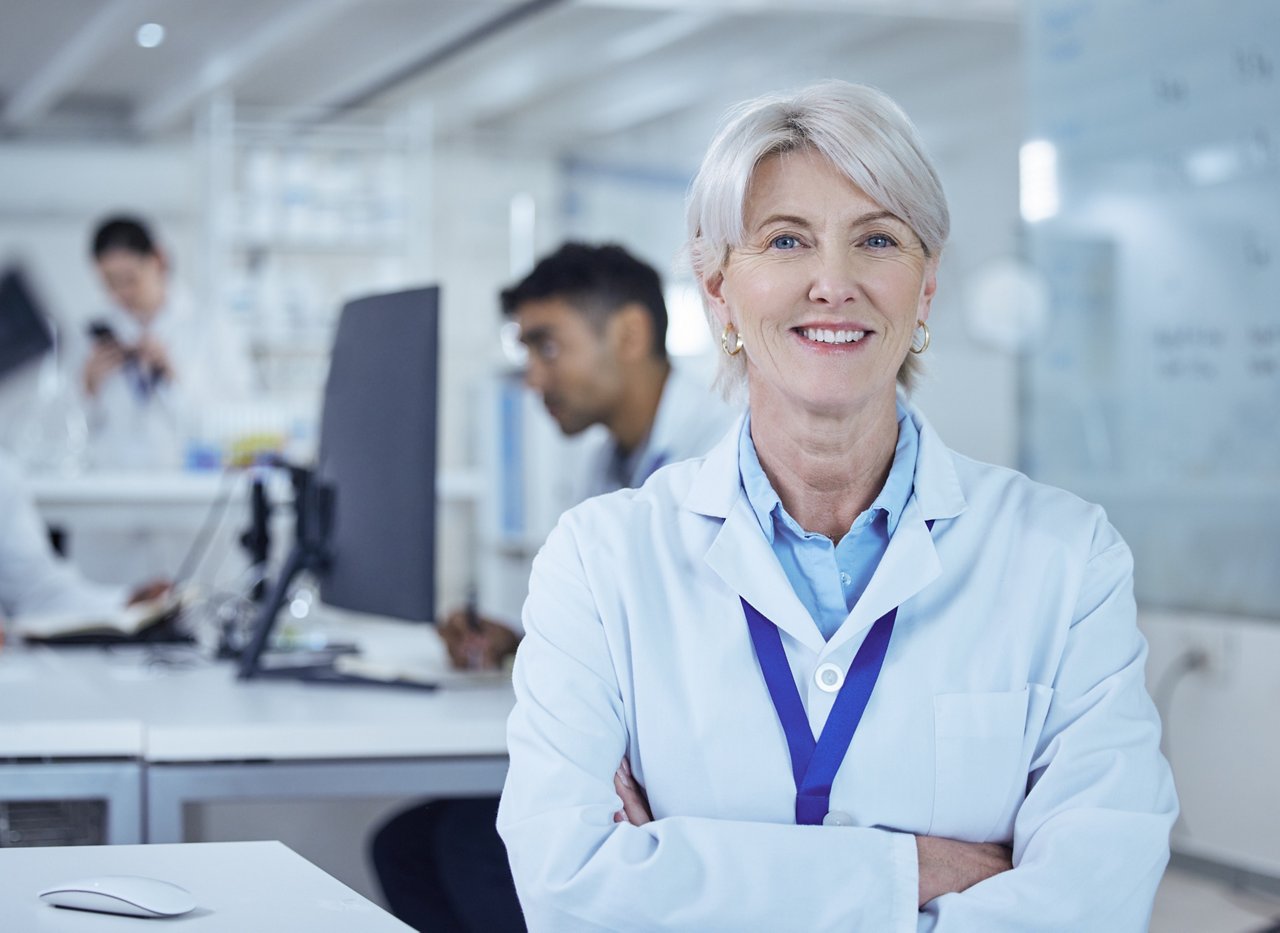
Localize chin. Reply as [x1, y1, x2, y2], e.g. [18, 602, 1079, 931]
[555, 417, 592, 437]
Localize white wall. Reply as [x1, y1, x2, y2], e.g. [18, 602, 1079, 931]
[1141, 610, 1280, 876]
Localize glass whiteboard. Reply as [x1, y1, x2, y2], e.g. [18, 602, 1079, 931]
[1023, 0, 1280, 616]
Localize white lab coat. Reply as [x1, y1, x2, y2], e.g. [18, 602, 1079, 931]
[491, 364, 738, 630]
[0, 453, 125, 621]
[498, 403, 1177, 932]
[76, 287, 253, 470]
[577, 363, 738, 500]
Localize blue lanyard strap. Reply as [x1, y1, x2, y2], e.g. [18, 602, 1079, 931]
[742, 598, 896, 825]
[742, 519, 933, 825]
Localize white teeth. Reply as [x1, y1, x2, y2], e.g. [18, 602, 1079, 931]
[801, 327, 866, 344]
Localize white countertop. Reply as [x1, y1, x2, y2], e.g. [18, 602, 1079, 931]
[0, 840, 413, 931]
[0, 613, 512, 763]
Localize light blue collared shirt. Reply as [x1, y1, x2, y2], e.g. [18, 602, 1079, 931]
[738, 405, 919, 640]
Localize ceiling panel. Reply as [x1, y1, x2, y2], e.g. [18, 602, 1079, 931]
[0, 0, 1022, 152]
[0, 1, 104, 90]
[235, 1, 525, 110]
[86, 0, 300, 100]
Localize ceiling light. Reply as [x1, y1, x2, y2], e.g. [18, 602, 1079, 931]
[136, 23, 166, 49]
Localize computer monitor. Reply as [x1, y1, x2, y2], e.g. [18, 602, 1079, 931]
[237, 285, 440, 682]
[316, 285, 439, 621]
[0, 266, 54, 380]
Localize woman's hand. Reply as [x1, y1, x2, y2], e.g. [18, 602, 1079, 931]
[915, 835, 1013, 906]
[133, 333, 175, 384]
[613, 757, 652, 825]
[83, 341, 126, 396]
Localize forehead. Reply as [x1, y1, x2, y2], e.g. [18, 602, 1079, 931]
[97, 250, 155, 275]
[513, 296, 595, 338]
[744, 149, 882, 223]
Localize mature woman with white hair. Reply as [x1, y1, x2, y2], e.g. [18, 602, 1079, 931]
[498, 80, 1176, 932]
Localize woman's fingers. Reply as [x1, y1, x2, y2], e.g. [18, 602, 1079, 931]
[613, 757, 653, 825]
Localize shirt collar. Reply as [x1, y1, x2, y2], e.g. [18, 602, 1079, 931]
[737, 401, 920, 543]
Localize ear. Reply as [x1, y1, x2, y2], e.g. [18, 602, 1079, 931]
[152, 249, 171, 278]
[917, 259, 939, 324]
[607, 303, 655, 362]
[700, 269, 733, 330]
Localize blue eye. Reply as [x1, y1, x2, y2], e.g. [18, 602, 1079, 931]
[865, 234, 897, 249]
[770, 234, 800, 250]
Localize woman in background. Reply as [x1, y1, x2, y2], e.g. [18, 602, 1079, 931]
[80, 215, 251, 470]
[497, 80, 1176, 931]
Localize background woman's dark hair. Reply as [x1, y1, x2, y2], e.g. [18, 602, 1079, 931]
[91, 215, 157, 259]
[500, 242, 669, 360]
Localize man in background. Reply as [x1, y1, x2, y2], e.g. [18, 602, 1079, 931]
[80, 215, 252, 470]
[371, 242, 737, 932]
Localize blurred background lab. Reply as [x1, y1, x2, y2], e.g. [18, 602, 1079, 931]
[0, 2, 1276, 931]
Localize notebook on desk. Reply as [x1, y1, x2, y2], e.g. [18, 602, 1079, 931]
[15, 595, 188, 645]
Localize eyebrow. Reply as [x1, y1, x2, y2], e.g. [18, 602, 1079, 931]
[752, 209, 905, 231]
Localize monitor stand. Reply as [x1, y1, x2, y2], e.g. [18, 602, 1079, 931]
[234, 466, 436, 691]
[235, 468, 332, 682]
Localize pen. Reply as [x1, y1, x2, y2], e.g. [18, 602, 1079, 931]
[463, 584, 484, 669]
[464, 584, 481, 633]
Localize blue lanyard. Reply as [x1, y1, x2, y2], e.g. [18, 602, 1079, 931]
[742, 519, 933, 825]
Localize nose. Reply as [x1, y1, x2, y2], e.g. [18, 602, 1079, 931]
[807, 249, 860, 307]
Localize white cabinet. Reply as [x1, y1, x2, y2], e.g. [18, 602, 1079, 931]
[199, 100, 430, 400]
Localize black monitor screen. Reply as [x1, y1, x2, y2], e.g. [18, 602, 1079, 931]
[316, 285, 439, 622]
[0, 266, 54, 379]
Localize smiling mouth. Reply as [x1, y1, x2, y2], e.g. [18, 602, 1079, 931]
[796, 326, 868, 345]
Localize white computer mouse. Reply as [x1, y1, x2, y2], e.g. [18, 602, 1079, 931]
[37, 874, 197, 917]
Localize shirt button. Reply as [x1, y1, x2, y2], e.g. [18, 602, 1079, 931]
[823, 810, 854, 827]
[815, 662, 844, 693]
[839, 571, 852, 587]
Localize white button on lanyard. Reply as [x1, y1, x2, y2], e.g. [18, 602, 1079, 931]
[822, 810, 854, 827]
[814, 662, 844, 693]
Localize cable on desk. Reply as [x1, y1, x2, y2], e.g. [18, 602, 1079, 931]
[1152, 647, 1209, 839]
[172, 464, 241, 585]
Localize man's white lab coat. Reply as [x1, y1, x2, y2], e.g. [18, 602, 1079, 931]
[490, 363, 737, 630]
[498, 403, 1177, 932]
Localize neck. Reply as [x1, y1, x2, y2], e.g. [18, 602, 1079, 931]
[749, 391, 900, 541]
[607, 358, 671, 454]
[130, 303, 163, 328]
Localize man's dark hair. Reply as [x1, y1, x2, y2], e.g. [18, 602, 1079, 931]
[91, 215, 158, 260]
[501, 242, 668, 360]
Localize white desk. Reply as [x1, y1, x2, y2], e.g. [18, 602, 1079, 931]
[0, 647, 147, 844]
[0, 840, 413, 930]
[0, 617, 512, 844]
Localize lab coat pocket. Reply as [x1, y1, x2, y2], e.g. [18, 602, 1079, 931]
[930, 689, 1031, 842]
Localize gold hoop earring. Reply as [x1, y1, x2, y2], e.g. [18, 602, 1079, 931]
[721, 323, 744, 356]
[909, 320, 930, 355]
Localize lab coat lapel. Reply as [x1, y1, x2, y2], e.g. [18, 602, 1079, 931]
[686, 419, 827, 654]
[826, 402, 966, 653]
[704, 500, 828, 654]
[826, 496, 940, 655]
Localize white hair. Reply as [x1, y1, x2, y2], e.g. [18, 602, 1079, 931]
[685, 80, 950, 395]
